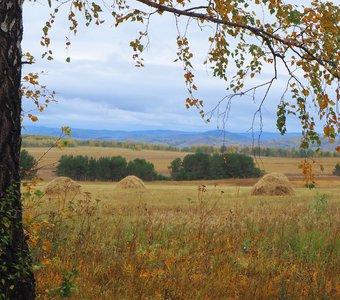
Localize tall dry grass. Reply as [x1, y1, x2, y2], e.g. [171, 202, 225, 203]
[24, 182, 340, 299]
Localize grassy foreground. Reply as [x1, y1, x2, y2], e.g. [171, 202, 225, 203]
[24, 182, 340, 299]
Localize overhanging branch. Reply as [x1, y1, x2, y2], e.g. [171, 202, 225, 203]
[136, 0, 338, 79]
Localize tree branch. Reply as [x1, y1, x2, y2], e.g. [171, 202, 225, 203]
[136, 0, 338, 79]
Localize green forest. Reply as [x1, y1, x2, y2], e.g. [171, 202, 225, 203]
[169, 153, 263, 180]
[56, 155, 162, 181]
[54, 153, 263, 181]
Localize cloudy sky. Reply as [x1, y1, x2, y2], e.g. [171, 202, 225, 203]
[22, 1, 301, 133]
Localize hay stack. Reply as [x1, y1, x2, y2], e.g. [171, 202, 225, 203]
[116, 175, 146, 190]
[251, 172, 294, 196]
[45, 176, 81, 196]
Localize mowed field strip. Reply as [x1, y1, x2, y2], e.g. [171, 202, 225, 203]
[62, 181, 340, 206]
[25, 146, 340, 185]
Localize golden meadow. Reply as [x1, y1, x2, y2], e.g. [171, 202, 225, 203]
[23, 146, 340, 299]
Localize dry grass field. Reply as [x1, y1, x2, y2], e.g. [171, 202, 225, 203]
[25, 146, 340, 181]
[24, 181, 340, 299]
[21, 146, 340, 299]
[254, 156, 340, 176]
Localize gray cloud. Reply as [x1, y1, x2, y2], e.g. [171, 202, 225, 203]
[21, 1, 301, 134]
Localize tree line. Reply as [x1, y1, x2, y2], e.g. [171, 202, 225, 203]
[55, 155, 164, 181]
[22, 135, 180, 152]
[22, 135, 340, 158]
[169, 153, 263, 180]
[57, 153, 262, 182]
[192, 145, 340, 158]
[20, 150, 340, 183]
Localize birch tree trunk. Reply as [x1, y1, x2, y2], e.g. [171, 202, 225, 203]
[0, 0, 35, 298]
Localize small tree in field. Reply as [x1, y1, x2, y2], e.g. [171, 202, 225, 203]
[127, 158, 157, 181]
[19, 150, 37, 180]
[0, 0, 339, 298]
[182, 153, 211, 180]
[169, 157, 183, 179]
[333, 163, 340, 176]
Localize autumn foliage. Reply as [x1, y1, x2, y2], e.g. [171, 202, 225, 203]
[30, 0, 338, 154]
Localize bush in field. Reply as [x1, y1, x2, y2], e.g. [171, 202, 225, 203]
[209, 154, 228, 179]
[182, 153, 211, 180]
[56, 155, 89, 181]
[110, 156, 128, 181]
[20, 149, 37, 180]
[169, 157, 181, 177]
[127, 158, 158, 181]
[169, 153, 263, 180]
[333, 163, 340, 176]
[223, 153, 263, 178]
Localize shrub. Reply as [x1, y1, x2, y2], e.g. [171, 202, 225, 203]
[127, 158, 158, 181]
[333, 163, 340, 176]
[20, 149, 37, 180]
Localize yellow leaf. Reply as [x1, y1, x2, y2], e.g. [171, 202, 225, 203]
[30, 116, 38, 122]
[319, 100, 328, 110]
[302, 89, 309, 97]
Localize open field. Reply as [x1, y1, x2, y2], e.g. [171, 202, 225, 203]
[25, 146, 340, 181]
[25, 181, 340, 299]
[254, 156, 340, 177]
[23, 146, 340, 298]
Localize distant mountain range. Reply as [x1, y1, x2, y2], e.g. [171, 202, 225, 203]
[22, 126, 338, 150]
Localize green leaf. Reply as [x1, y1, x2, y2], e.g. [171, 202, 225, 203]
[288, 10, 302, 25]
